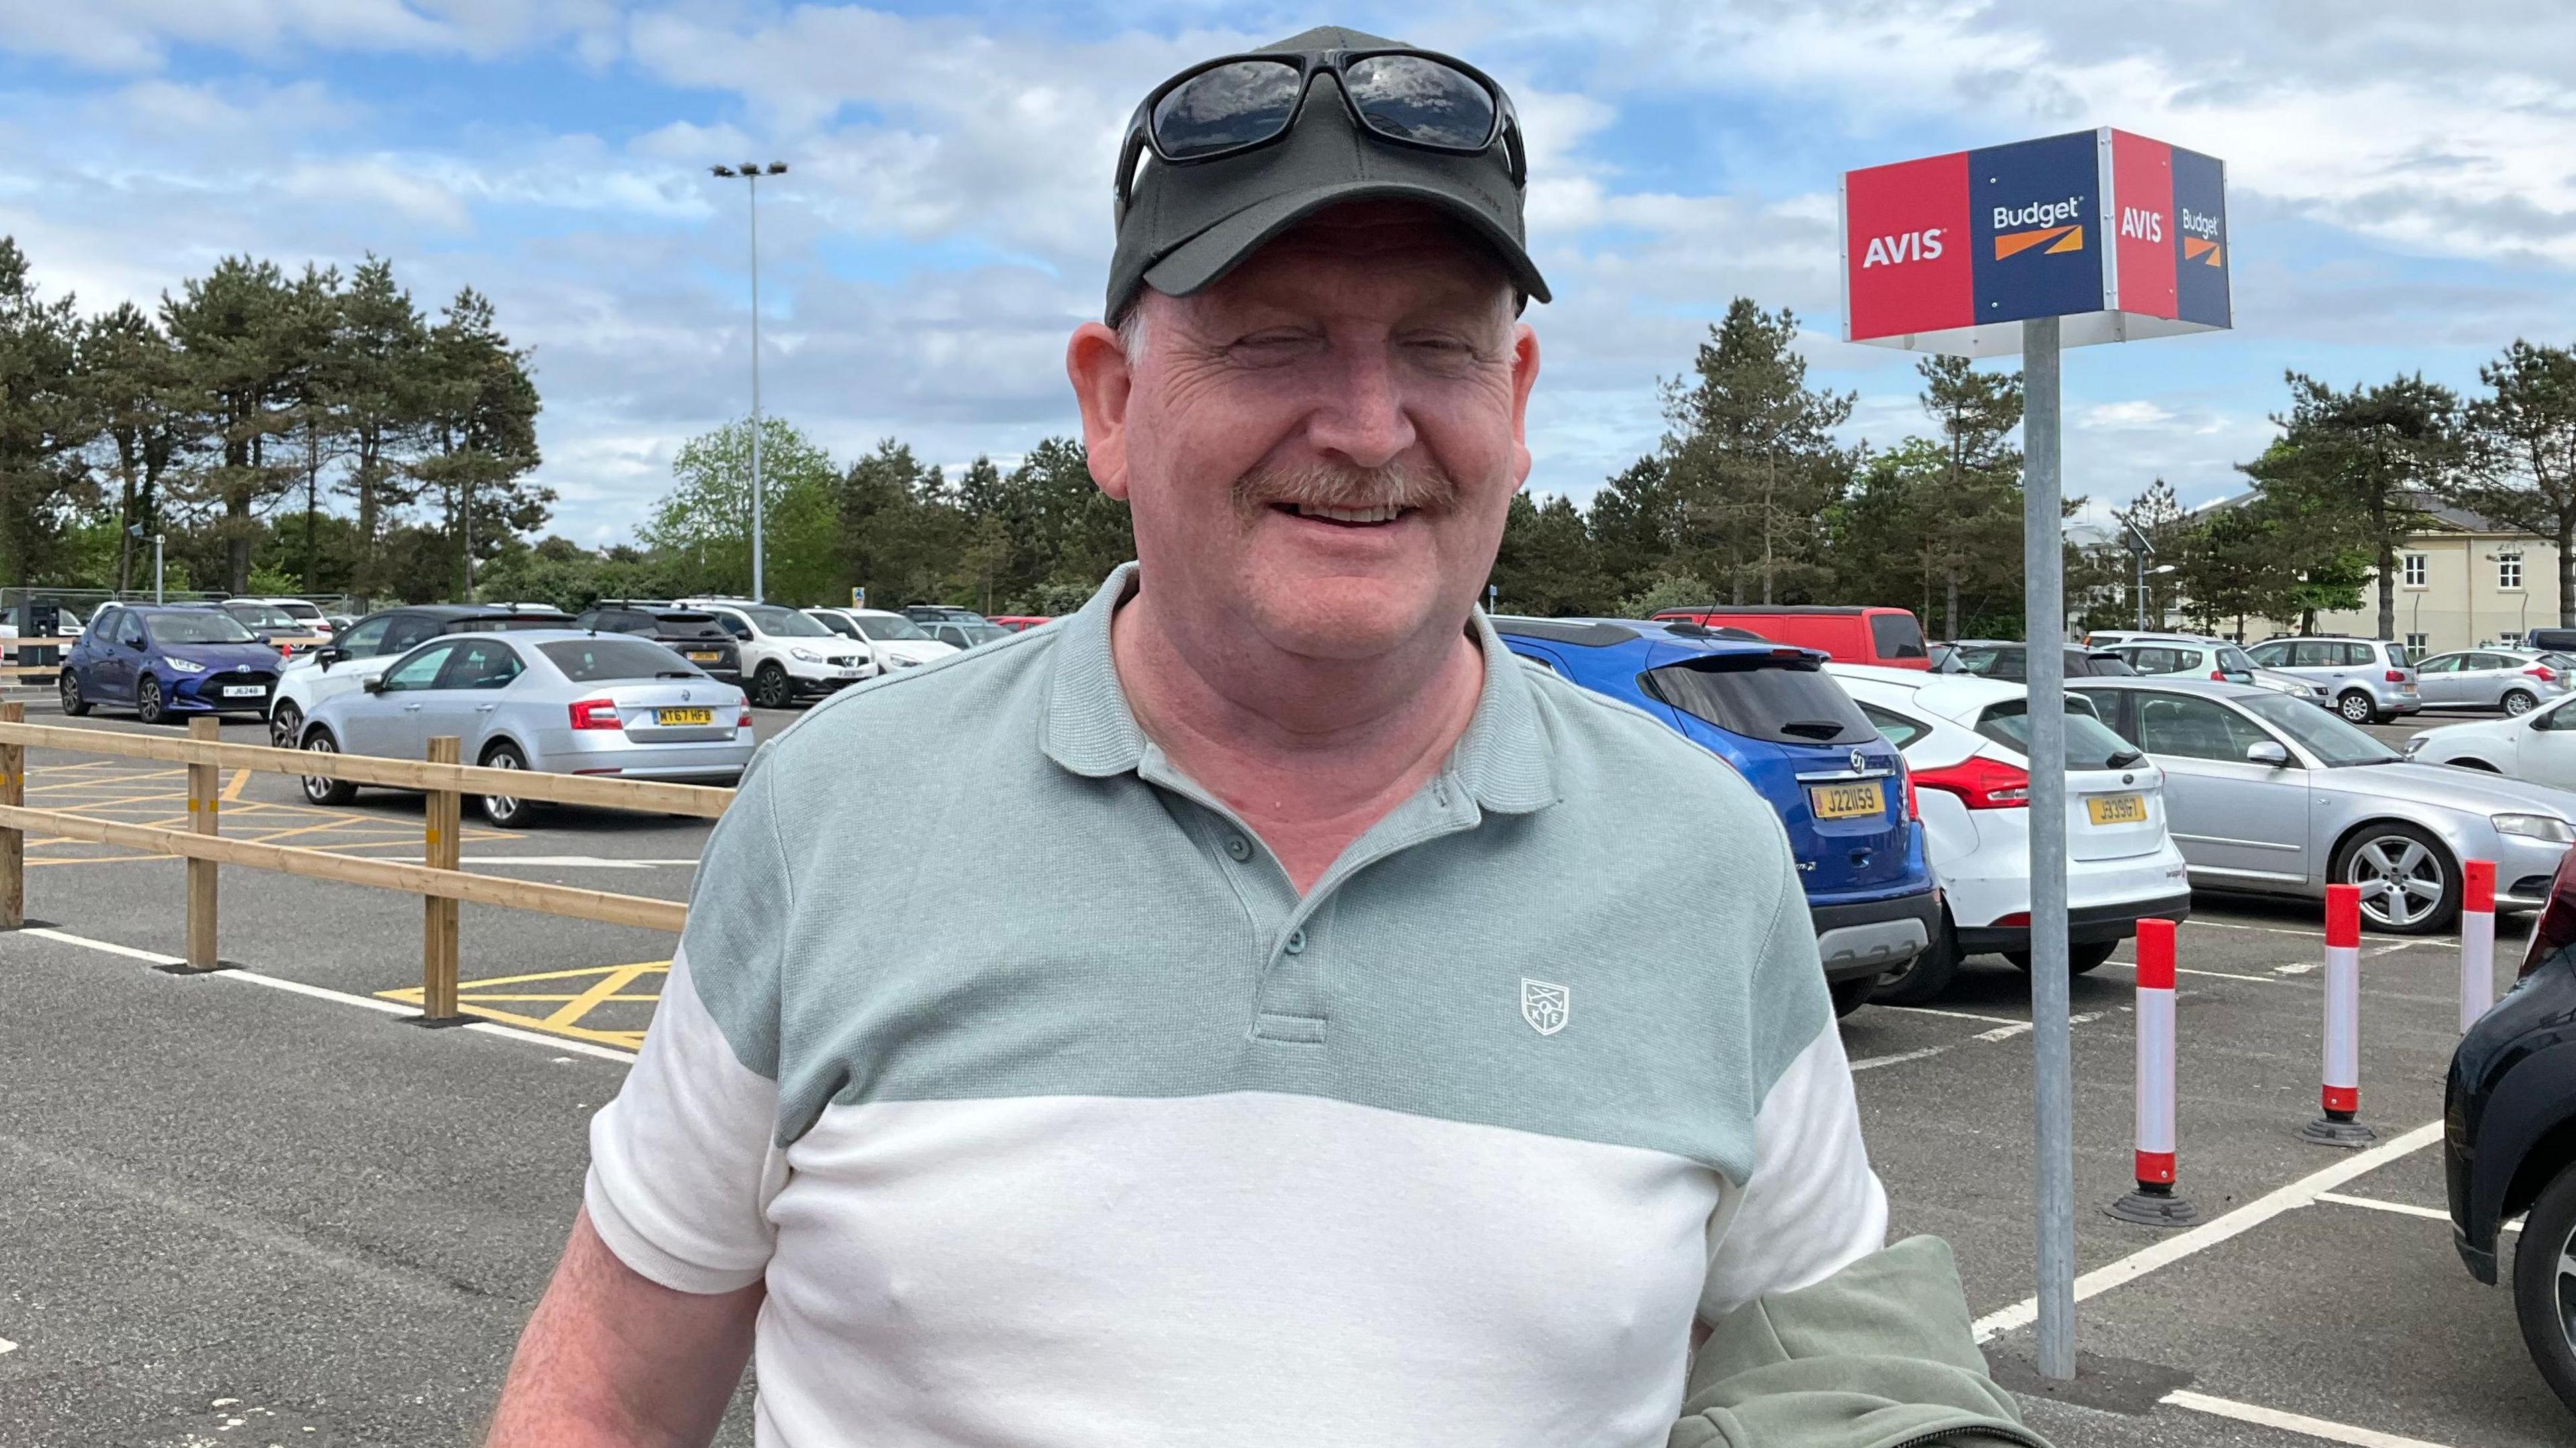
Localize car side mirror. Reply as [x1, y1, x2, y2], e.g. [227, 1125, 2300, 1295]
[315, 647, 341, 671]
[2245, 740, 2291, 767]
[362, 674, 386, 694]
[127, 636, 146, 651]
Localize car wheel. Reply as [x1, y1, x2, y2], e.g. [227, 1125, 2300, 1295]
[1870, 919, 1960, 1005]
[2512, 1159, 2576, 1416]
[752, 662, 793, 710]
[2333, 822, 2459, 935]
[1827, 975, 1877, 1018]
[268, 700, 302, 750]
[58, 668, 88, 716]
[479, 742, 540, 827]
[2504, 689, 2540, 716]
[300, 731, 357, 805]
[2337, 690, 2378, 724]
[135, 674, 166, 726]
[2003, 940, 2121, 973]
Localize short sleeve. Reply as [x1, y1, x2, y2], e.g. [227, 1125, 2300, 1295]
[583, 755, 794, 1294]
[1697, 848, 1890, 1320]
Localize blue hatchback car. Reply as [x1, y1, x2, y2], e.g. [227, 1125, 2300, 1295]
[1495, 617, 1938, 1015]
[61, 603, 285, 726]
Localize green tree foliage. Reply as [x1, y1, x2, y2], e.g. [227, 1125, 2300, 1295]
[1493, 492, 1609, 616]
[0, 241, 99, 586]
[641, 415, 840, 603]
[1660, 300, 1854, 604]
[2241, 372, 2463, 640]
[2457, 341, 2576, 626]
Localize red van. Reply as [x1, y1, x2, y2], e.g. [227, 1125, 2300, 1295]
[1650, 605, 1931, 670]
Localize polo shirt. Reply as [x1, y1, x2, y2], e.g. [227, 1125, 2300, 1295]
[586, 564, 1889, 1447]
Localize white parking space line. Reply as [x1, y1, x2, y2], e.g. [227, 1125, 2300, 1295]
[1847, 1011, 2104, 1070]
[1849, 1044, 1947, 1072]
[1876, 1005, 2029, 1028]
[1972, 1120, 2446, 1342]
[2311, 1190, 2519, 1231]
[0, 1336, 15, 1355]
[2161, 1388, 2455, 1447]
[17, 926, 640, 1065]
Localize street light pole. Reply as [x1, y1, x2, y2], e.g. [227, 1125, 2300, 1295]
[712, 161, 788, 602]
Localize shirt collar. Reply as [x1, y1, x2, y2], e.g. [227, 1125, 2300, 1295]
[1039, 563, 1561, 816]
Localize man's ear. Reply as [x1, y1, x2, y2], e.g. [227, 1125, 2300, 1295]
[1508, 321, 1541, 488]
[1067, 322, 1134, 501]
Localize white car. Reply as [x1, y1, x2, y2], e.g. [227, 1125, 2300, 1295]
[1827, 664, 2195, 1003]
[2408, 695, 2576, 785]
[803, 608, 963, 671]
[675, 599, 870, 710]
[255, 597, 334, 639]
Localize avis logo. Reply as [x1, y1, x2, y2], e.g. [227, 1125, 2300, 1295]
[2119, 207, 2163, 242]
[1860, 229, 1944, 268]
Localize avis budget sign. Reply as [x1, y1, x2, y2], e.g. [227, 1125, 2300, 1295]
[1841, 128, 2229, 357]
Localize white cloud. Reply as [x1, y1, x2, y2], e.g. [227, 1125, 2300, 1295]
[2082, 400, 2175, 429]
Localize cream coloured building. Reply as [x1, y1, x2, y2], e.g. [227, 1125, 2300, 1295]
[2305, 502, 2563, 655]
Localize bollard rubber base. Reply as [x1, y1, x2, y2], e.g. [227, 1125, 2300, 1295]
[405, 1014, 476, 1030]
[0, 917, 57, 932]
[2298, 1113, 2377, 1148]
[154, 957, 243, 975]
[2106, 1184, 2202, 1228]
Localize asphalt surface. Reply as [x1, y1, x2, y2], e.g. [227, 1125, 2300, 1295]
[1, 698, 2565, 1446]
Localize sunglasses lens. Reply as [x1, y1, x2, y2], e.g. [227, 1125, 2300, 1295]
[1153, 60, 1303, 160]
[1343, 55, 1496, 151]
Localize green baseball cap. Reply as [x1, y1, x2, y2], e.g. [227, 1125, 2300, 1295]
[1106, 25, 1550, 322]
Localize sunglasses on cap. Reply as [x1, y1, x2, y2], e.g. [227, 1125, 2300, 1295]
[1116, 46, 1527, 220]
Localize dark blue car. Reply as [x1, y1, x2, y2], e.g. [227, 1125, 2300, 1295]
[1496, 617, 1939, 1016]
[62, 603, 284, 726]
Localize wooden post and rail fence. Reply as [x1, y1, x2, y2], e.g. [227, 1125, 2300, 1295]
[0, 707, 732, 1027]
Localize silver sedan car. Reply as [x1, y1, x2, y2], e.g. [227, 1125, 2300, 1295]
[2068, 677, 2576, 934]
[297, 630, 753, 826]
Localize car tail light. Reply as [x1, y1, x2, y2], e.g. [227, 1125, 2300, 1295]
[2386, 670, 2407, 683]
[1993, 911, 2031, 928]
[2530, 665, 2557, 683]
[1912, 755, 2031, 810]
[737, 707, 753, 728]
[2522, 844, 2576, 978]
[568, 698, 623, 731]
[2209, 669, 2226, 681]
[1901, 763, 1919, 822]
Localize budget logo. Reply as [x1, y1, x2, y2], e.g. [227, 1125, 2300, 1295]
[2180, 207, 2224, 266]
[1992, 195, 2086, 259]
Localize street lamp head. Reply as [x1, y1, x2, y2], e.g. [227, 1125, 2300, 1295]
[710, 165, 737, 177]
[765, 162, 789, 175]
[739, 161, 763, 176]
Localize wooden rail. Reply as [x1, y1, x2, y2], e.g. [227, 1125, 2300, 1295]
[0, 712, 716, 1021]
[0, 636, 77, 677]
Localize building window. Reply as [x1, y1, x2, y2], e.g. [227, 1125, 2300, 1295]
[2406, 632, 2428, 653]
[2499, 553, 2524, 592]
[2401, 553, 2428, 588]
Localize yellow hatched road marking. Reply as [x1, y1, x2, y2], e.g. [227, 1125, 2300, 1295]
[377, 959, 669, 1050]
[222, 767, 250, 801]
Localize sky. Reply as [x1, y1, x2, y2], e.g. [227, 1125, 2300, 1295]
[5, 1, 2573, 547]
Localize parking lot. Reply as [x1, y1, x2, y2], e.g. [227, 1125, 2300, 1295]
[0, 700, 2564, 1446]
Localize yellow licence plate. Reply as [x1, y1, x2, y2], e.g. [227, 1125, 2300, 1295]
[1809, 781, 1885, 820]
[655, 707, 714, 726]
[686, 651, 721, 662]
[2086, 793, 2148, 825]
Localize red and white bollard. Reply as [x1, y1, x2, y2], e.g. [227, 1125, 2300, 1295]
[2300, 883, 2376, 1148]
[2461, 859, 2496, 1034]
[2108, 917, 2197, 1226]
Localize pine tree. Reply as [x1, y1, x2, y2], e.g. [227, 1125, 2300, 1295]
[1660, 299, 1854, 605]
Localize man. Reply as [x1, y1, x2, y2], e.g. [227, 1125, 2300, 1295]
[486, 26, 2043, 1448]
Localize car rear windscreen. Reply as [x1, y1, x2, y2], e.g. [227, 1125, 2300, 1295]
[1642, 657, 1876, 745]
[1868, 612, 1927, 660]
[1973, 700, 2138, 771]
[539, 638, 700, 683]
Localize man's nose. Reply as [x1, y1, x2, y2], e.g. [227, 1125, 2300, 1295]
[1303, 348, 1416, 469]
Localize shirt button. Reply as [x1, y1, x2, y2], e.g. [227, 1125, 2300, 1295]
[1284, 929, 1306, 955]
[1224, 834, 1252, 862]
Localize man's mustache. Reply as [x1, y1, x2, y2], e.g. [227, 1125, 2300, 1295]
[1230, 459, 1458, 521]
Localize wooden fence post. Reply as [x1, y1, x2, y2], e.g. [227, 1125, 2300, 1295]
[182, 716, 221, 971]
[418, 734, 463, 1025]
[0, 701, 23, 930]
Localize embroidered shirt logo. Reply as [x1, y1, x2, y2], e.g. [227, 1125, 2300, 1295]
[1520, 979, 1570, 1037]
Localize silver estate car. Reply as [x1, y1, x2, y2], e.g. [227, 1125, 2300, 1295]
[2408, 648, 2573, 716]
[2068, 677, 2576, 934]
[297, 630, 753, 826]
[2243, 636, 2421, 724]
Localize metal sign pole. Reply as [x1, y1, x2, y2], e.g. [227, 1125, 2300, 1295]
[2023, 313, 2076, 1380]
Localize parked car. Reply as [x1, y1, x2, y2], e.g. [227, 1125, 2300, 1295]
[255, 597, 335, 640]
[2070, 677, 2576, 934]
[215, 598, 326, 657]
[2108, 634, 2257, 683]
[989, 615, 1054, 632]
[1495, 617, 1938, 1015]
[1827, 665, 2192, 1003]
[2406, 693, 2576, 785]
[571, 603, 741, 683]
[1944, 641, 2138, 680]
[267, 604, 574, 749]
[61, 603, 283, 726]
[297, 630, 753, 826]
[676, 598, 869, 708]
[2407, 649, 2571, 716]
[2447, 841, 2576, 1416]
[2526, 627, 2576, 655]
[1648, 604, 1930, 670]
[922, 618, 1016, 651]
[902, 604, 988, 626]
[1, 602, 85, 663]
[802, 608, 961, 671]
[2243, 635, 2421, 724]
